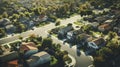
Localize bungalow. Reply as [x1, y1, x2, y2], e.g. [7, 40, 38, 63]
[87, 38, 106, 49]
[0, 18, 12, 27]
[98, 23, 111, 32]
[27, 51, 51, 67]
[58, 26, 74, 39]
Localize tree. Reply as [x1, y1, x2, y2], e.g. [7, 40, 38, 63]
[55, 20, 60, 26]
[77, 34, 85, 42]
[37, 36, 42, 42]
[42, 38, 53, 48]
[12, 14, 20, 19]
[82, 24, 93, 33]
[67, 23, 72, 26]
[97, 47, 113, 59]
[107, 31, 117, 41]
[16, 23, 26, 33]
[56, 44, 61, 51]
[2, 12, 8, 18]
[93, 56, 105, 67]
[25, 11, 31, 17]
[0, 28, 6, 38]
[19, 36, 23, 40]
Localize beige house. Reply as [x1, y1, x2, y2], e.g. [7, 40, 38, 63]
[20, 42, 38, 53]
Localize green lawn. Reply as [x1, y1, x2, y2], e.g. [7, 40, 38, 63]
[74, 21, 84, 26]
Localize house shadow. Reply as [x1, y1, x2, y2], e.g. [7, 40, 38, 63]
[76, 49, 81, 56]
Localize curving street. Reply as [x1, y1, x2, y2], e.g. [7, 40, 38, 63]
[0, 15, 93, 67]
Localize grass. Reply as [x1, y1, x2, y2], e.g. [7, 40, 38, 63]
[91, 31, 102, 37]
[74, 21, 84, 26]
[38, 22, 50, 27]
[50, 56, 58, 66]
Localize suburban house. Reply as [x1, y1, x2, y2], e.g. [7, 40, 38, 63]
[87, 38, 106, 50]
[39, 15, 48, 22]
[26, 51, 51, 67]
[85, 38, 106, 55]
[67, 29, 83, 42]
[0, 18, 12, 27]
[20, 42, 38, 58]
[77, 33, 93, 42]
[0, 44, 18, 63]
[58, 26, 74, 39]
[98, 23, 111, 32]
[91, 22, 99, 28]
[76, 33, 93, 47]
[5, 24, 16, 34]
[20, 42, 38, 53]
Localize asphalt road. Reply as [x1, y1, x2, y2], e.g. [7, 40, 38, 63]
[0, 15, 92, 67]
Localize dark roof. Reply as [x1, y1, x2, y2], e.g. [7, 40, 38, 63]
[92, 38, 105, 46]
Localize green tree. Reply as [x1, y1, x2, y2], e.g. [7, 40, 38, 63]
[2, 12, 8, 18]
[67, 23, 72, 26]
[55, 20, 60, 26]
[42, 38, 53, 48]
[0, 28, 6, 38]
[97, 47, 113, 59]
[16, 23, 26, 33]
[107, 31, 117, 41]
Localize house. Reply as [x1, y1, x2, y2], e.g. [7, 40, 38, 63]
[67, 29, 83, 42]
[26, 51, 51, 67]
[98, 23, 111, 32]
[87, 38, 106, 49]
[7, 60, 18, 67]
[0, 18, 12, 27]
[5, 24, 16, 34]
[39, 15, 48, 22]
[20, 42, 38, 53]
[0, 45, 18, 62]
[76, 33, 93, 47]
[91, 22, 99, 28]
[77, 33, 93, 43]
[58, 26, 74, 39]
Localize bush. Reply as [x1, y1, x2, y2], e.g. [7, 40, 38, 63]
[55, 21, 60, 26]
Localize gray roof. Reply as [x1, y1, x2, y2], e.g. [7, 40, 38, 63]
[27, 51, 51, 67]
[0, 18, 11, 26]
